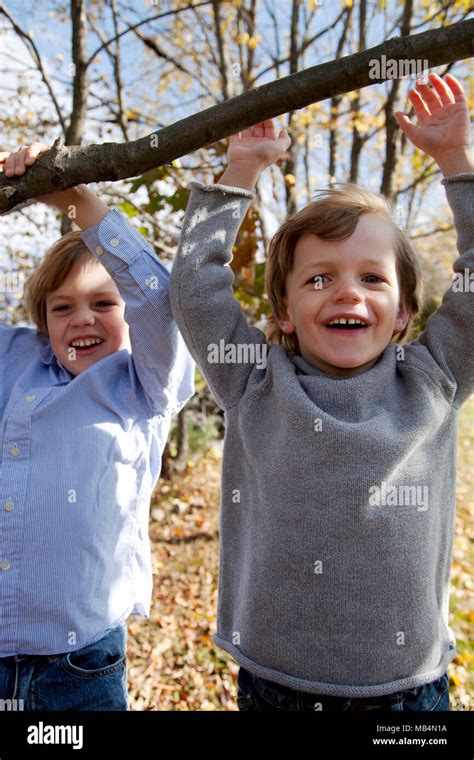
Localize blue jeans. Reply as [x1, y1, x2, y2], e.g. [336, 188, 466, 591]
[237, 667, 450, 711]
[0, 623, 128, 711]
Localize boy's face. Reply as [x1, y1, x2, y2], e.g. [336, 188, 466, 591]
[278, 214, 410, 377]
[46, 259, 131, 376]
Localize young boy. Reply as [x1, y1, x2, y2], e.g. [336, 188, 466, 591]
[0, 144, 194, 710]
[169, 72, 473, 711]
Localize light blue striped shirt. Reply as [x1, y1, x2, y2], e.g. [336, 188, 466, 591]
[0, 209, 195, 656]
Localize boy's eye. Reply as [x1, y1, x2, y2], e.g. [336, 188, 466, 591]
[308, 275, 327, 288]
[307, 274, 384, 287]
[364, 274, 384, 283]
[52, 301, 115, 312]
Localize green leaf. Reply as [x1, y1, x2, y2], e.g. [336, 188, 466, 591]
[128, 165, 170, 193]
[117, 201, 139, 218]
[166, 187, 190, 212]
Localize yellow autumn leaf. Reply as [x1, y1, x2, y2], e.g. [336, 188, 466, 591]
[248, 35, 261, 50]
[284, 174, 296, 186]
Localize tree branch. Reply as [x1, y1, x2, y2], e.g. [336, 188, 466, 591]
[86, 0, 220, 66]
[0, 3, 67, 133]
[1, 19, 472, 213]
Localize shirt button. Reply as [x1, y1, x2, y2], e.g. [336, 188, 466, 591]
[4, 500, 14, 511]
[109, 237, 120, 247]
[96, 245, 104, 256]
[10, 446, 20, 457]
[0, 560, 11, 570]
[25, 394, 36, 403]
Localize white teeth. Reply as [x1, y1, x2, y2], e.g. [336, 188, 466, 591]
[71, 338, 103, 347]
[328, 318, 366, 326]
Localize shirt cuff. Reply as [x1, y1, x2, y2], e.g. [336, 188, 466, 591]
[189, 180, 256, 200]
[80, 207, 166, 279]
[441, 172, 474, 184]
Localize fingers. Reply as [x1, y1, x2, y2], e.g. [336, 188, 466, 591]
[2, 142, 48, 177]
[405, 72, 462, 120]
[229, 121, 291, 148]
[406, 87, 432, 122]
[411, 80, 443, 114]
[394, 111, 420, 143]
[427, 72, 456, 105]
[442, 73, 465, 103]
[278, 127, 292, 151]
[238, 119, 276, 140]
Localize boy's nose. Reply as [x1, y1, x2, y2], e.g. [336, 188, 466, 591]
[333, 281, 363, 301]
[70, 308, 96, 325]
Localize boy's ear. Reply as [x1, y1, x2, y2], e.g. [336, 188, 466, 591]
[277, 301, 295, 334]
[393, 302, 411, 334]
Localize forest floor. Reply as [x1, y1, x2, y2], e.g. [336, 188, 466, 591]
[126, 395, 474, 711]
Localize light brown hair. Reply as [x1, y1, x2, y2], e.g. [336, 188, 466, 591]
[264, 183, 423, 353]
[24, 230, 97, 337]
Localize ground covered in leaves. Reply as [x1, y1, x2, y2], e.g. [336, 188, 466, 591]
[126, 398, 474, 711]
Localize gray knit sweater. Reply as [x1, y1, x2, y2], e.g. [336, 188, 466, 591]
[169, 173, 474, 697]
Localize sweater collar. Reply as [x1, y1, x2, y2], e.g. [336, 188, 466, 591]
[290, 349, 387, 379]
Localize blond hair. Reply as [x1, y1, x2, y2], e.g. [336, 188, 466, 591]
[264, 183, 423, 353]
[24, 230, 97, 336]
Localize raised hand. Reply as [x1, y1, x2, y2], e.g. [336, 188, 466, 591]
[0, 142, 108, 228]
[0, 142, 71, 207]
[0, 142, 48, 177]
[227, 119, 291, 169]
[394, 73, 471, 170]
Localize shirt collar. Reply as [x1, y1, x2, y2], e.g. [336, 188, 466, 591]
[38, 340, 73, 378]
[39, 341, 57, 366]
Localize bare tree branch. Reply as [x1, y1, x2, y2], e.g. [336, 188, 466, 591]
[410, 224, 454, 239]
[65, 0, 89, 146]
[1, 19, 472, 213]
[86, 1, 222, 66]
[212, 0, 235, 100]
[380, 0, 414, 199]
[0, 3, 67, 133]
[134, 27, 215, 102]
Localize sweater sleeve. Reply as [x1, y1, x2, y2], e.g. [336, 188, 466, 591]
[169, 181, 268, 410]
[414, 173, 474, 408]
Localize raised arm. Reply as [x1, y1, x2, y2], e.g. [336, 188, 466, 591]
[169, 120, 291, 409]
[79, 210, 195, 418]
[1, 143, 194, 418]
[396, 72, 474, 406]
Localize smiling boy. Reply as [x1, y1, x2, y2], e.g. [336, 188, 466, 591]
[170, 72, 473, 710]
[0, 145, 194, 710]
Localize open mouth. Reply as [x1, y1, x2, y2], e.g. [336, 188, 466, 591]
[68, 338, 105, 355]
[323, 318, 370, 335]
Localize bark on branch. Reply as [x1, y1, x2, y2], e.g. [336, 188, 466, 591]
[1, 19, 472, 214]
